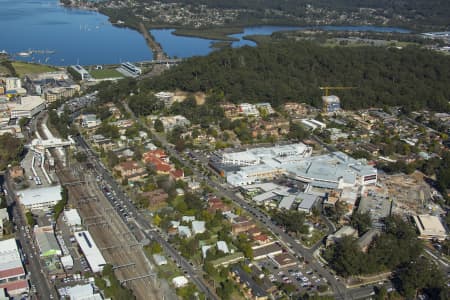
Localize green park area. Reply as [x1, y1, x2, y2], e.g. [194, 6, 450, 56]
[90, 68, 123, 79]
[11, 61, 58, 77]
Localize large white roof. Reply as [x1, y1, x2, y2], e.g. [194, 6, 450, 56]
[74, 231, 106, 273]
[0, 238, 23, 273]
[18, 185, 62, 207]
[7, 96, 45, 111]
[65, 284, 101, 300]
[64, 209, 82, 226]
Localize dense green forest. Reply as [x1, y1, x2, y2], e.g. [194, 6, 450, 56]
[138, 41, 450, 112]
[323, 216, 449, 299]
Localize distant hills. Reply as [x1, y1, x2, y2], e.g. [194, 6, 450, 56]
[135, 0, 450, 29]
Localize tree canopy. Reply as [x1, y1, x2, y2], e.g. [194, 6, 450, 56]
[139, 41, 450, 112]
[0, 134, 23, 170]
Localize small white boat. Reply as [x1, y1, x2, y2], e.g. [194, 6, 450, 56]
[17, 51, 32, 57]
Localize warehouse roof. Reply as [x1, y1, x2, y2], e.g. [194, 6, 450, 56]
[0, 239, 23, 275]
[18, 185, 62, 207]
[34, 226, 61, 257]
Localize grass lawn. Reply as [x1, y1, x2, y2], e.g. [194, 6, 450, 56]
[156, 260, 183, 280]
[89, 68, 123, 79]
[302, 229, 326, 247]
[11, 61, 58, 77]
[0, 65, 11, 76]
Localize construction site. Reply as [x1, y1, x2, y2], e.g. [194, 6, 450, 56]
[380, 171, 444, 216]
[36, 113, 166, 300]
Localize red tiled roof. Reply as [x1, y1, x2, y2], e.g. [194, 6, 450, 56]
[253, 234, 269, 242]
[155, 163, 172, 173]
[118, 161, 139, 171]
[170, 169, 184, 179]
[0, 279, 28, 293]
[0, 267, 25, 279]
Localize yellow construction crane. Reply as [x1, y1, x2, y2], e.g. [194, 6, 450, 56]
[319, 86, 355, 97]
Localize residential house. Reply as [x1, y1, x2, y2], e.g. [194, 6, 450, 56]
[80, 114, 101, 128]
[251, 118, 290, 138]
[231, 216, 256, 235]
[178, 226, 192, 238]
[114, 161, 146, 182]
[91, 134, 114, 151]
[159, 115, 190, 132]
[252, 234, 271, 246]
[283, 102, 309, 117]
[207, 197, 230, 213]
[191, 221, 206, 235]
[238, 103, 260, 117]
[221, 103, 241, 120]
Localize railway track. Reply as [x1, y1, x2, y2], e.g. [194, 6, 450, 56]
[38, 115, 162, 299]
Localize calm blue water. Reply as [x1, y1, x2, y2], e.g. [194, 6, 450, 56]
[152, 25, 411, 58]
[0, 0, 411, 65]
[0, 0, 152, 65]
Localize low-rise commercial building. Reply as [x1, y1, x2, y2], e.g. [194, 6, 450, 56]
[297, 193, 320, 214]
[222, 143, 312, 166]
[34, 226, 62, 257]
[0, 239, 28, 296]
[8, 96, 46, 119]
[270, 253, 297, 269]
[285, 152, 377, 189]
[413, 215, 448, 241]
[63, 209, 82, 229]
[17, 185, 62, 210]
[59, 283, 103, 300]
[252, 242, 283, 260]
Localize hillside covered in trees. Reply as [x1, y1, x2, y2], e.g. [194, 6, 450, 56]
[98, 0, 450, 29]
[139, 41, 450, 112]
[156, 0, 450, 27]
